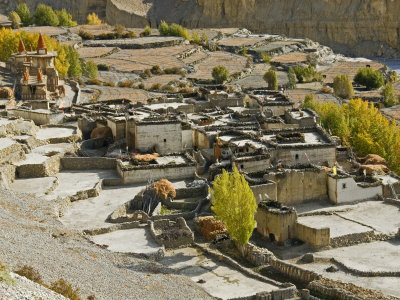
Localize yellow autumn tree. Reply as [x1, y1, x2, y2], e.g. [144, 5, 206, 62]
[87, 13, 102, 25]
[0, 28, 77, 78]
[304, 96, 400, 174]
[210, 167, 257, 246]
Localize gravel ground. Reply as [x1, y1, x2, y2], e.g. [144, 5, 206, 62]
[0, 272, 67, 300]
[0, 188, 214, 300]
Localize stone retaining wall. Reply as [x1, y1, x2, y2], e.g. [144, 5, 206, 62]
[60, 157, 117, 170]
[269, 259, 321, 283]
[149, 217, 194, 249]
[308, 281, 362, 300]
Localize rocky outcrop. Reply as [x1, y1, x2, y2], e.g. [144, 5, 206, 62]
[3, 0, 400, 58]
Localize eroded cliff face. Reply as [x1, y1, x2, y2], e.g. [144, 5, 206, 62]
[105, 0, 400, 58]
[4, 0, 399, 58]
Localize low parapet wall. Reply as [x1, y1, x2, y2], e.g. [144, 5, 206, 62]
[61, 157, 117, 170]
[295, 222, 330, 249]
[117, 160, 196, 184]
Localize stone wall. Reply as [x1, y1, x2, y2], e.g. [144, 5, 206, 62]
[117, 160, 196, 184]
[12, 109, 64, 126]
[270, 259, 321, 283]
[265, 167, 328, 206]
[327, 175, 383, 204]
[149, 217, 194, 248]
[251, 181, 277, 203]
[273, 146, 336, 167]
[256, 207, 297, 242]
[61, 157, 117, 170]
[295, 222, 330, 249]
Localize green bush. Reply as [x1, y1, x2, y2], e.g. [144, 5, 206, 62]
[55, 9, 77, 27]
[142, 25, 151, 36]
[286, 67, 296, 89]
[158, 21, 189, 40]
[66, 46, 82, 77]
[261, 52, 271, 64]
[293, 65, 322, 83]
[263, 70, 278, 90]
[16, 3, 31, 27]
[81, 60, 98, 79]
[212, 65, 229, 84]
[191, 31, 201, 45]
[8, 11, 21, 29]
[34, 4, 59, 26]
[381, 83, 399, 107]
[0, 261, 13, 285]
[114, 24, 126, 37]
[333, 74, 354, 99]
[50, 278, 82, 300]
[354, 67, 384, 90]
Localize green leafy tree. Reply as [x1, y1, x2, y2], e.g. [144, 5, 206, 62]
[381, 83, 399, 107]
[55, 9, 77, 27]
[8, 11, 21, 29]
[16, 3, 31, 27]
[34, 4, 59, 26]
[81, 60, 98, 79]
[354, 67, 384, 90]
[263, 70, 278, 90]
[286, 67, 296, 89]
[303, 93, 315, 110]
[87, 12, 101, 25]
[333, 74, 354, 99]
[211, 167, 257, 246]
[66, 46, 82, 77]
[212, 65, 229, 84]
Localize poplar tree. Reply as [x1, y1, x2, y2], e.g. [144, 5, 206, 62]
[210, 167, 257, 246]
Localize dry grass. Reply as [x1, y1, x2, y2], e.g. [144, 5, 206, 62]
[153, 179, 176, 200]
[270, 52, 308, 64]
[322, 61, 384, 84]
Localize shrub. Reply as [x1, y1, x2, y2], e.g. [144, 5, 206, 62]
[211, 167, 257, 246]
[138, 83, 145, 89]
[151, 83, 161, 90]
[381, 83, 399, 107]
[239, 44, 247, 56]
[8, 11, 21, 29]
[212, 65, 229, 84]
[142, 69, 152, 78]
[103, 81, 115, 87]
[16, 3, 31, 27]
[260, 52, 271, 64]
[55, 9, 77, 27]
[164, 67, 181, 74]
[177, 81, 186, 88]
[354, 67, 384, 90]
[333, 74, 354, 99]
[263, 70, 278, 90]
[81, 60, 98, 79]
[162, 84, 175, 92]
[201, 32, 208, 44]
[118, 80, 133, 87]
[87, 12, 101, 25]
[15, 265, 42, 284]
[294, 65, 322, 83]
[142, 25, 151, 36]
[158, 21, 190, 40]
[127, 30, 136, 38]
[303, 93, 314, 108]
[151, 65, 163, 75]
[78, 30, 94, 40]
[34, 4, 59, 26]
[50, 279, 82, 300]
[87, 78, 102, 85]
[191, 31, 201, 44]
[158, 20, 170, 36]
[97, 64, 111, 71]
[114, 24, 126, 37]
